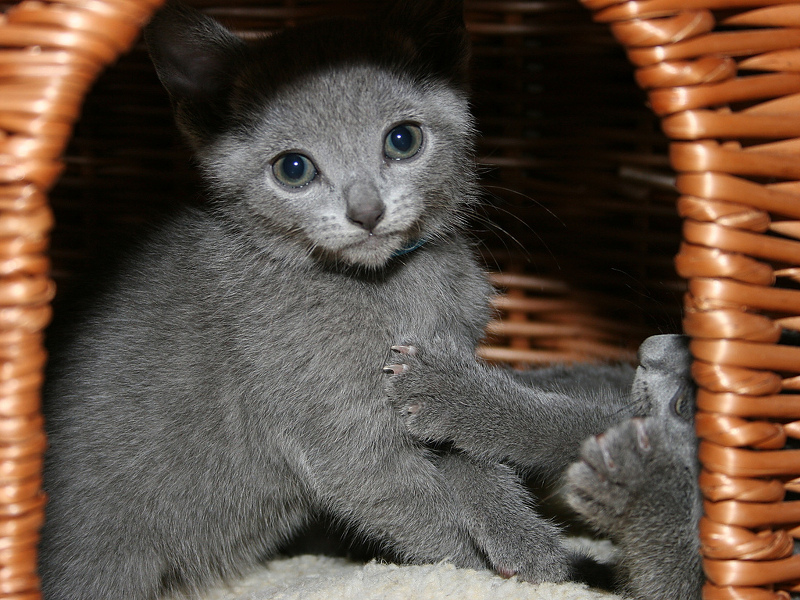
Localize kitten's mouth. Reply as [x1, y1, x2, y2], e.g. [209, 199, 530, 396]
[337, 231, 409, 267]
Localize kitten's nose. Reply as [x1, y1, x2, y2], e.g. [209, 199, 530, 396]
[345, 180, 385, 232]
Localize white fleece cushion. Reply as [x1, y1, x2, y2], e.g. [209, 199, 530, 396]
[192, 552, 624, 600]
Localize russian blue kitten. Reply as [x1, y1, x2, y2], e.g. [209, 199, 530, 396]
[564, 335, 703, 599]
[385, 334, 704, 599]
[38, 1, 685, 598]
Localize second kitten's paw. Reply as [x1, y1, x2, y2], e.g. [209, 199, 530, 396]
[565, 335, 703, 600]
[564, 412, 697, 540]
[564, 418, 654, 533]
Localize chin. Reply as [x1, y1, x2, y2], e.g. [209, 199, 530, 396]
[334, 234, 407, 268]
[338, 247, 395, 269]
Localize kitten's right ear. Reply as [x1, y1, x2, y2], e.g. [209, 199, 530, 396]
[380, 0, 470, 88]
[145, 1, 247, 147]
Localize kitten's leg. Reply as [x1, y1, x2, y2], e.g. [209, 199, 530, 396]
[563, 335, 703, 600]
[436, 452, 575, 582]
[306, 433, 483, 571]
[40, 444, 315, 600]
[383, 340, 640, 480]
[305, 430, 573, 583]
[39, 495, 314, 600]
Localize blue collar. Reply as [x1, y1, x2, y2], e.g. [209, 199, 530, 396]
[392, 237, 428, 258]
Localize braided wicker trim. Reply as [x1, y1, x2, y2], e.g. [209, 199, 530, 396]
[579, 0, 800, 598]
[0, 0, 164, 597]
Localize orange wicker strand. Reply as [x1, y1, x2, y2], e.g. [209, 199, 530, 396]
[579, 0, 800, 596]
[0, 0, 164, 597]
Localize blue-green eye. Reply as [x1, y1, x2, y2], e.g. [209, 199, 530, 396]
[385, 124, 423, 160]
[273, 153, 317, 187]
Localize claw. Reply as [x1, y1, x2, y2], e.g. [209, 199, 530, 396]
[496, 566, 517, 579]
[596, 434, 616, 471]
[634, 418, 651, 451]
[390, 345, 417, 356]
[382, 363, 409, 375]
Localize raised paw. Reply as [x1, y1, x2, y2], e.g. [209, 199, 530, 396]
[564, 418, 652, 533]
[564, 337, 703, 600]
[382, 340, 474, 443]
[383, 343, 422, 408]
[564, 412, 698, 541]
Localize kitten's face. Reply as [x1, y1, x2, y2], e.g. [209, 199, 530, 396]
[203, 65, 477, 267]
[145, 0, 474, 268]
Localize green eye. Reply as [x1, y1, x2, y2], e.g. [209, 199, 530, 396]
[385, 124, 423, 160]
[273, 153, 317, 187]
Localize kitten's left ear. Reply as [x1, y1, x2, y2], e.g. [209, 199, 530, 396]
[380, 0, 470, 87]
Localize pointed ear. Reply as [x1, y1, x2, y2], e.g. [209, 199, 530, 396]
[144, 1, 247, 146]
[381, 0, 470, 87]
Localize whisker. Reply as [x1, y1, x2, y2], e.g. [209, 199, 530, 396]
[481, 184, 566, 229]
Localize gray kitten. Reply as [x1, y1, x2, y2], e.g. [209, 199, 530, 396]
[39, 1, 677, 598]
[385, 334, 703, 599]
[565, 335, 703, 599]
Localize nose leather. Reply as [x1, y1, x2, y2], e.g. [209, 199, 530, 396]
[345, 180, 385, 232]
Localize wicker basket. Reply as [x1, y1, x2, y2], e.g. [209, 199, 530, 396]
[1, 0, 800, 598]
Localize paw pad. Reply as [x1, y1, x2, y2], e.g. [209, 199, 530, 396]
[407, 401, 423, 415]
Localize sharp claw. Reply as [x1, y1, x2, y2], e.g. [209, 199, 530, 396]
[634, 418, 651, 451]
[390, 345, 417, 356]
[382, 364, 409, 375]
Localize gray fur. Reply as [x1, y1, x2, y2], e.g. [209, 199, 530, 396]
[40, 1, 577, 597]
[564, 335, 703, 599]
[386, 334, 703, 598]
[39, 2, 701, 598]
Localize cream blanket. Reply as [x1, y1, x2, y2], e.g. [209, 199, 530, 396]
[192, 541, 624, 600]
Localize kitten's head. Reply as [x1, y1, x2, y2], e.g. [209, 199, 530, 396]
[145, 0, 479, 268]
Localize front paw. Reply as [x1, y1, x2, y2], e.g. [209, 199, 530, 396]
[564, 415, 697, 539]
[383, 342, 466, 443]
[564, 396, 703, 600]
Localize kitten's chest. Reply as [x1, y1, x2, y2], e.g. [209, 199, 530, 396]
[397, 253, 492, 339]
[317, 258, 486, 343]
[209, 247, 492, 422]
[249, 249, 490, 371]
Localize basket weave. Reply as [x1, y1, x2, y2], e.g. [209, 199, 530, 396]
[1, 0, 799, 598]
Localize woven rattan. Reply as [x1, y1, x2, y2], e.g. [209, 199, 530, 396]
[1, 0, 800, 598]
[0, 2, 164, 598]
[573, 1, 800, 597]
